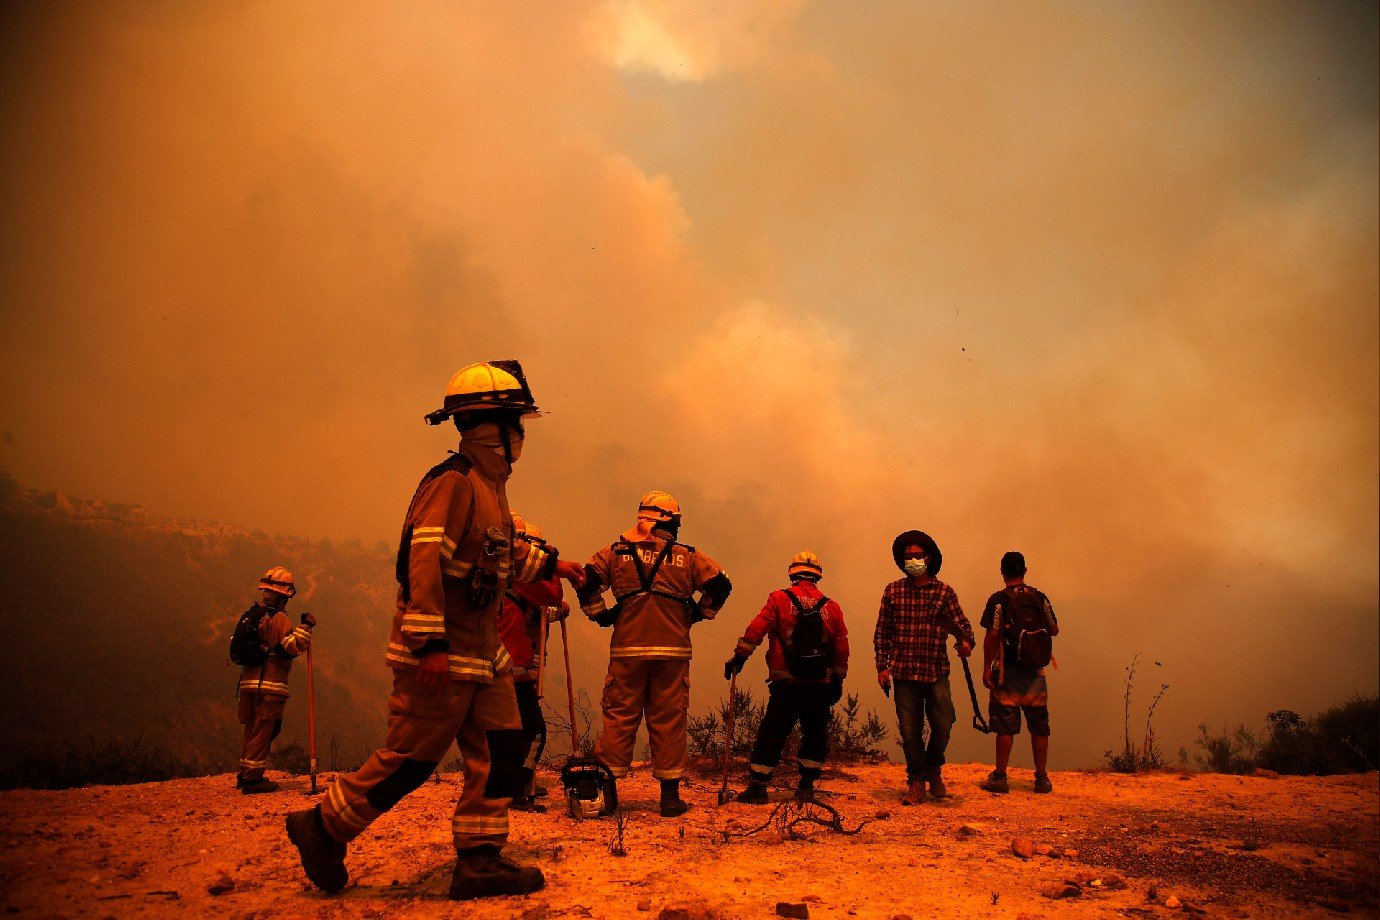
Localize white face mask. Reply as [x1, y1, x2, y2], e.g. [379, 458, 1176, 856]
[903, 558, 928, 577]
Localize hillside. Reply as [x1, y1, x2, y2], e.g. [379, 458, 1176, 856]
[0, 473, 397, 776]
[0, 762, 1374, 918]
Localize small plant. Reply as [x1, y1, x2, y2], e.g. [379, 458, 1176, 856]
[607, 806, 628, 857]
[1102, 653, 1170, 773]
[1241, 817, 1261, 852]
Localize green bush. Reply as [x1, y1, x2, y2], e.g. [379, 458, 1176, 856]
[1192, 723, 1258, 774]
[1257, 695, 1378, 775]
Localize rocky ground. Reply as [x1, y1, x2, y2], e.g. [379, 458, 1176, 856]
[0, 762, 1375, 919]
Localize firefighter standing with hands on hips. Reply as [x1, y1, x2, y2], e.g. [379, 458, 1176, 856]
[286, 361, 585, 901]
[232, 566, 314, 794]
[577, 491, 732, 817]
[725, 550, 849, 804]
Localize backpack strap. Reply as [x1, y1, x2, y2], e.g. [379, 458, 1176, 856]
[785, 589, 829, 616]
[396, 452, 475, 603]
[612, 538, 686, 604]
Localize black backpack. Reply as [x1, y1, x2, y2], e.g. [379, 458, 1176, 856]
[229, 604, 271, 668]
[784, 591, 832, 681]
[1000, 588, 1052, 670]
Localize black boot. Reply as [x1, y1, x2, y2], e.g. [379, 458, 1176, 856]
[448, 846, 545, 900]
[659, 778, 689, 818]
[241, 777, 280, 794]
[285, 806, 348, 893]
[738, 779, 770, 804]
[795, 776, 816, 802]
[509, 793, 547, 813]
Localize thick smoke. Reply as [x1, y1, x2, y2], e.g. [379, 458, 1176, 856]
[1, 1, 1374, 766]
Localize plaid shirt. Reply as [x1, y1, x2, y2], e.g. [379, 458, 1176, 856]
[873, 577, 975, 682]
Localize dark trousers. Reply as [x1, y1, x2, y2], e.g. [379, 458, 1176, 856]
[894, 675, 956, 780]
[514, 679, 547, 778]
[748, 680, 831, 783]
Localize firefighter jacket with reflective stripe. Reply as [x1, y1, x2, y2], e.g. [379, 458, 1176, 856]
[238, 610, 312, 698]
[580, 534, 726, 660]
[736, 580, 849, 682]
[385, 443, 556, 683]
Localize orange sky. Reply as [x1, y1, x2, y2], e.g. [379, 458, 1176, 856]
[1, 1, 1375, 767]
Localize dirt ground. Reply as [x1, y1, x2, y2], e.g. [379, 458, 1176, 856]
[0, 762, 1375, 919]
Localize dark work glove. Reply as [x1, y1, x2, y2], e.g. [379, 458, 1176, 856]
[593, 604, 620, 628]
[828, 676, 844, 706]
[469, 569, 500, 610]
[300, 611, 317, 628]
[724, 654, 747, 680]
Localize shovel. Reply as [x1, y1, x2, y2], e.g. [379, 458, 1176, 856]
[717, 671, 738, 805]
[303, 633, 320, 794]
[959, 656, 991, 734]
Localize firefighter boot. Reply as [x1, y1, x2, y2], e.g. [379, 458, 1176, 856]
[737, 779, 770, 805]
[795, 776, 816, 803]
[510, 793, 547, 814]
[659, 779, 689, 818]
[927, 767, 948, 800]
[448, 846, 545, 900]
[285, 806, 348, 894]
[241, 777, 280, 794]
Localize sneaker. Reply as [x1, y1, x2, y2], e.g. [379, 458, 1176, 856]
[978, 771, 1010, 794]
[286, 806, 348, 893]
[927, 768, 948, 800]
[1033, 772, 1053, 794]
[901, 779, 927, 805]
[449, 846, 544, 900]
[737, 781, 770, 805]
[240, 777, 280, 794]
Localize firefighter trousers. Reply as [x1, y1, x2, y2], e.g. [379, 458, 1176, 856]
[748, 680, 831, 783]
[514, 679, 547, 781]
[237, 692, 285, 783]
[319, 668, 525, 852]
[594, 658, 689, 781]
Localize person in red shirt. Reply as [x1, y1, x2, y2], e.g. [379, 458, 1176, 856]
[874, 530, 974, 805]
[725, 551, 849, 803]
[497, 513, 568, 812]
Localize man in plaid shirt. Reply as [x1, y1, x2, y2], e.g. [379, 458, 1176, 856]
[874, 530, 975, 804]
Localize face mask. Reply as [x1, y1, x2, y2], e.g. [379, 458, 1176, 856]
[903, 558, 927, 577]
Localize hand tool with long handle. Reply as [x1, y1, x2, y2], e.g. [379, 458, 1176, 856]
[304, 640, 320, 794]
[718, 672, 738, 804]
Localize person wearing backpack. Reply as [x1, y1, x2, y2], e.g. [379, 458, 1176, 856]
[231, 566, 314, 794]
[576, 490, 733, 817]
[724, 550, 849, 804]
[978, 552, 1060, 794]
[874, 531, 975, 804]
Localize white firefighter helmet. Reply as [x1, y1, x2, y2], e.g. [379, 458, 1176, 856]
[258, 566, 297, 597]
[636, 490, 681, 523]
[788, 550, 823, 581]
[511, 511, 544, 542]
[423, 360, 541, 426]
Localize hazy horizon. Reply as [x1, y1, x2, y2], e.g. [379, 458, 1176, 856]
[2, 1, 1376, 771]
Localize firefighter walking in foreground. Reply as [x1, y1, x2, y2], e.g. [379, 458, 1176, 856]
[286, 361, 585, 900]
[499, 512, 569, 812]
[725, 551, 849, 804]
[576, 491, 732, 817]
[233, 567, 314, 794]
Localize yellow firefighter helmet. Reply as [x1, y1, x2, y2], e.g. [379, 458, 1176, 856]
[511, 511, 544, 542]
[788, 550, 823, 581]
[637, 490, 681, 522]
[423, 360, 541, 426]
[258, 566, 297, 597]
